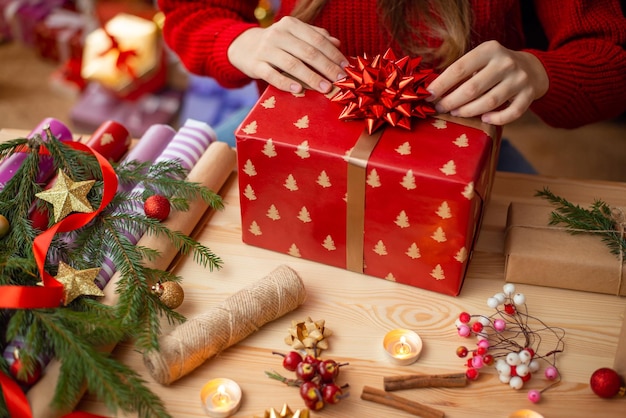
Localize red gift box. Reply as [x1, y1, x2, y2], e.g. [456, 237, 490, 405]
[33, 9, 90, 63]
[235, 80, 500, 295]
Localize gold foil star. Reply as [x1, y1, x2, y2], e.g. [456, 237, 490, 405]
[54, 261, 103, 305]
[255, 404, 309, 418]
[36, 170, 95, 223]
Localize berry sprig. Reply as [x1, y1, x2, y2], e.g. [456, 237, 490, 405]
[454, 283, 565, 403]
[267, 350, 350, 411]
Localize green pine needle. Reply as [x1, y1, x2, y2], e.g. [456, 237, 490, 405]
[0, 129, 225, 417]
[535, 187, 626, 260]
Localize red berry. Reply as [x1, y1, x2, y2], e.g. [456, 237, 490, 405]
[456, 346, 469, 358]
[144, 195, 171, 221]
[483, 354, 494, 365]
[466, 367, 479, 380]
[322, 383, 345, 405]
[475, 346, 487, 356]
[504, 303, 516, 315]
[296, 361, 317, 381]
[303, 354, 321, 369]
[471, 322, 483, 333]
[304, 398, 325, 411]
[299, 381, 320, 401]
[273, 351, 302, 372]
[459, 312, 471, 323]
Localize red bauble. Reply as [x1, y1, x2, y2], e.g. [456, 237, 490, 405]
[9, 357, 42, 386]
[590, 367, 624, 398]
[144, 195, 171, 221]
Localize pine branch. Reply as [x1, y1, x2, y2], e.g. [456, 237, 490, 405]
[536, 187, 626, 259]
[0, 129, 226, 416]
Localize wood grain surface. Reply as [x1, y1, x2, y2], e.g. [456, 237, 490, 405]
[2, 129, 625, 417]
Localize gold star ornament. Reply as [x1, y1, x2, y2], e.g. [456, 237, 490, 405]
[255, 404, 309, 418]
[54, 261, 104, 305]
[36, 170, 95, 223]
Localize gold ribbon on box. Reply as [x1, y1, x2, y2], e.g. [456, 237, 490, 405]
[331, 49, 498, 273]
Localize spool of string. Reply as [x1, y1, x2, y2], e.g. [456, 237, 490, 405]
[143, 264, 307, 384]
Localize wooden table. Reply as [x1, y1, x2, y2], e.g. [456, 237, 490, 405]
[66, 166, 624, 418]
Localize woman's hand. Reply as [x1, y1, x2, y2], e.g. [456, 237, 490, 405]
[426, 40, 549, 125]
[228, 16, 348, 94]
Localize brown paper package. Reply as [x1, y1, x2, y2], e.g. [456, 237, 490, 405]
[504, 202, 626, 297]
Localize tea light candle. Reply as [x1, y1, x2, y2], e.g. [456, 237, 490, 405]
[200, 378, 242, 418]
[383, 329, 422, 366]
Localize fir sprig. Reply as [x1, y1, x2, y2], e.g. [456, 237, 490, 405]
[535, 187, 626, 260]
[0, 130, 225, 417]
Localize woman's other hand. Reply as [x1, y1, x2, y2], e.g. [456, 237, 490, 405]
[228, 16, 348, 94]
[426, 40, 549, 125]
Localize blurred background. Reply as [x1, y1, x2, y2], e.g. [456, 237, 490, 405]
[1, 0, 625, 181]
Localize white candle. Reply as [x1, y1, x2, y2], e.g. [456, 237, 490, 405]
[383, 329, 422, 366]
[200, 378, 242, 418]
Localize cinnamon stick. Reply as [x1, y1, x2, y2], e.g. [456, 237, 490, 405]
[384, 372, 467, 391]
[361, 386, 445, 418]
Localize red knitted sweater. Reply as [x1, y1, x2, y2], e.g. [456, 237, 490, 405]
[157, 0, 626, 128]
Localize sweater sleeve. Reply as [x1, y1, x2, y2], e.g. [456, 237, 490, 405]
[157, 0, 260, 88]
[526, 0, 626, 128]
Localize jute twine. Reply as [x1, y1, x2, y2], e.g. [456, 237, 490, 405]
[143, 264, 307, 385]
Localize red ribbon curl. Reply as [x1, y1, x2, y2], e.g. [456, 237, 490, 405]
[332, 48, 437, 134]
[0, 140, 116, 417]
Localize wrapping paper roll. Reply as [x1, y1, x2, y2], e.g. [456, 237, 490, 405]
[143, 265, 307, 385]
[117, 124, 176, 193]
[0, 117, 73, 189]
[95, 119, 216, 288]
[26, 140, 237, 418]
[28, 120, 131, 230]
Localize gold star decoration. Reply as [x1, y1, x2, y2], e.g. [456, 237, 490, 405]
[35, 170, 95, 223]
[255, 404, 309, 418]
[54, 261, 104, 305]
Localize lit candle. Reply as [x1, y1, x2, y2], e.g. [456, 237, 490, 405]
[383, 329, 422, 366]
[201, 378, 242, 418]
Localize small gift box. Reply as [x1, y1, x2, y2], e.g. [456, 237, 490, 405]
[33, 8, 91, 63]
[504, 202, 626, 296]
[81, 12, 165, 99]
[9, 0, 68, 45]
[235, 51, 501, 296]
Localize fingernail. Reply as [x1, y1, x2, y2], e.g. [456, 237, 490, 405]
[340, 60, 349, 68]
[435, 104, 446, 113]
[425, 89, 436, 102]
[290, 83, 302, 93]
[319, 80, 331, 92]
[450, 110, 459, 117]
[481, 114, 491, 124]
[336, 72, 347, 81]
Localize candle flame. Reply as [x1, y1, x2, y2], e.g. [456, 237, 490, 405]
[213, 384, 230, 407]
[396, 336, 411, 355]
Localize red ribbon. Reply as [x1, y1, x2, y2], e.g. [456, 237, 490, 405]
[1, 370, 106, 418]
[100, 30, 138, 79]
[0, 141, 118, 308]
[0, 141, 116, 417]
[332, 48, 437, 134]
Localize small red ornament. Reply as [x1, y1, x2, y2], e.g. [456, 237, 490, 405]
[144, 195, 171, 221]
[590, 367, 625, 398]
[9, 351, 42, 386]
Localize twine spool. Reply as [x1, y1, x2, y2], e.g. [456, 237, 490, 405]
[143, 265, 307, 385]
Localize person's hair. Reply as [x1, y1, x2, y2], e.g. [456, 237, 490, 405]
[290, 0, 471, 69]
